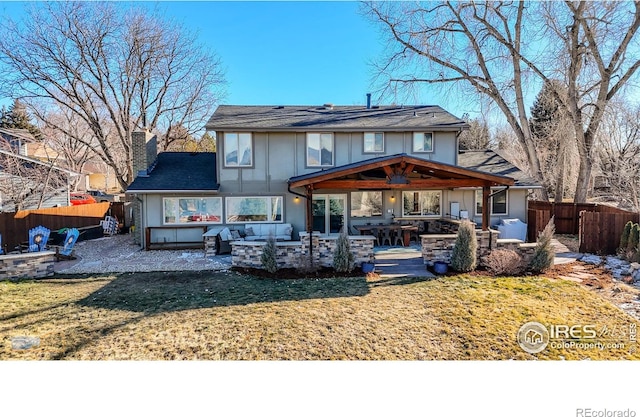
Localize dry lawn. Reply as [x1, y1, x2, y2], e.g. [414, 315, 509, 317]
[1, 268, 639, 360]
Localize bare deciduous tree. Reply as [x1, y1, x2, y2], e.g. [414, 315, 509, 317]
[594, 100, 640, 212]
[458, 117, 493, 150]
[363, 1, 640, 202]
[529, 79, 577, 201]
[38, 105, 96, 191]
[0, 2, 226, 190]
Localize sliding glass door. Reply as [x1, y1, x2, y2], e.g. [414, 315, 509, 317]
[312, 194, 346, 234]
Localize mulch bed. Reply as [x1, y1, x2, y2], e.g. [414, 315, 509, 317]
[231, 266, 365, 279]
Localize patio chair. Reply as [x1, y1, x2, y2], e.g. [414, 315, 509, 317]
[393, 228, 404, 246]
[381, 228, 393, 246]
[369, 227, 381, 246]
[28, 226, 51, 252]
[100, 215, 118, 236]
[54, 228, 79, 261]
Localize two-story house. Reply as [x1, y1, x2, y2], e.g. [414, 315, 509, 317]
[126, 103, 539, 250]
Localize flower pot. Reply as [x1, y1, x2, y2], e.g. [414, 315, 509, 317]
[362, 262, 375, 273]
[433, 261, 449, 275]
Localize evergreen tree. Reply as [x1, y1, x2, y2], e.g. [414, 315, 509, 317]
[529, 217, 556, 273]
[261, 236, 278, 274]
[450, 220, 477, 272]
[628, 223, 640, 258]
[199, 132, 216, 152]
[333, 230, 354, 273]
[0, 100, 43, 139]
[619, 221, 633, 255]
[529, 80, 572, 201]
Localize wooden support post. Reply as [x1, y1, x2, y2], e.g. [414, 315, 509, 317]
[305, 186, 314, 258]
[482, 186, 491, 231]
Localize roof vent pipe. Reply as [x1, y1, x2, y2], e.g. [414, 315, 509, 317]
[366, 93, 371, 109]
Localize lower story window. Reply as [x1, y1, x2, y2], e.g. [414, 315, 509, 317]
[163, 197, 222, 224]
[226, 196, 283, 223]
[402, 191, 441, 216]
[475, 189, 508, 215]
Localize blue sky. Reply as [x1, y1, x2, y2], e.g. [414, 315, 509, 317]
[0, 1, 471, 117]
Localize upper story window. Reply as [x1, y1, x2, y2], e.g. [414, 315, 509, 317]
[475, 189, 508, 216]
[307, 133, 334, 167]
[224, 132, 252, 167]
[364, 132, 384, 153]
[413, 132, 434, 153]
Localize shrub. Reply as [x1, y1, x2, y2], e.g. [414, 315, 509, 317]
[528, 216, 555, 274]
[627, 223, 640, 258]
[619, 221, 633, 254]
[482, 249, 524, 276]
[333, 230, 355, 273]
[450, 220, 477, 272]
[260, 236, 278, 274]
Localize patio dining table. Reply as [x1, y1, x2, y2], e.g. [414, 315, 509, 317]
[354, 224, 418, 247]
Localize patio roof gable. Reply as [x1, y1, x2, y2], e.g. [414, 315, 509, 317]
[287, 153, 515, 190]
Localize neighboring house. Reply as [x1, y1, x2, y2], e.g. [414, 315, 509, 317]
[126, 103, 540, 249]
[0, 148, 80, 211]
[0, 127, 37, 156]
[83, 160, 122, 193]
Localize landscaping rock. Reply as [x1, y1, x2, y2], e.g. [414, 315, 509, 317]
[581, 254, 603, 265]
[11, 336, 40, 350]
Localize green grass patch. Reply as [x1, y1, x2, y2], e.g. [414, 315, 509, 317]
[1, 271, 638, 360]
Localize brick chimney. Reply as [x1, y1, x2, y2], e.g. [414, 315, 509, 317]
[132, 129, 157, 178]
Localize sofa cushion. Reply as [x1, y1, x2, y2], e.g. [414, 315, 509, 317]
[219, 227, 232, 241]
[244, 226, 255, 237]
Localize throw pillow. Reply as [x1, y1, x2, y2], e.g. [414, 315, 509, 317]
[231, 230, 241, 240]
[284, 226, 292, 235]
[245, 227, 255, 236]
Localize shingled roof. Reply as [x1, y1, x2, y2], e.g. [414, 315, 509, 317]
[126, 152, 219, 194]
[206, 105, 469, 132]
[457, 150, 540, 188]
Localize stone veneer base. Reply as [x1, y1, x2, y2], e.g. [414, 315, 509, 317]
[0, 251, 55, 281]
[231, 233, 375, 270]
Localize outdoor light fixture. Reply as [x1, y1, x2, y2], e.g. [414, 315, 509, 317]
[294, 196, 300, 203]
[390, 195, 395, 201]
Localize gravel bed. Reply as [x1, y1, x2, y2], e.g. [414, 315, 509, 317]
[55, 234, 231, 274]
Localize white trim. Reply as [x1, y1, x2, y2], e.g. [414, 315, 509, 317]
[0, 148, 81, 176]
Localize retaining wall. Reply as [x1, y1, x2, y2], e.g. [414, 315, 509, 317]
[0, 251, 55, 281]
[231, 233, 375, 270]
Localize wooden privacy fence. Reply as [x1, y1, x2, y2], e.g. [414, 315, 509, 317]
[0, 203, 111, 252]
[579, 211, 640, 255]
[528, 201, 638, 235]
[527, 208, 551, 242]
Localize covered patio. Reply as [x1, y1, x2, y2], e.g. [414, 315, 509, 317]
[287, 153, 516, 236]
